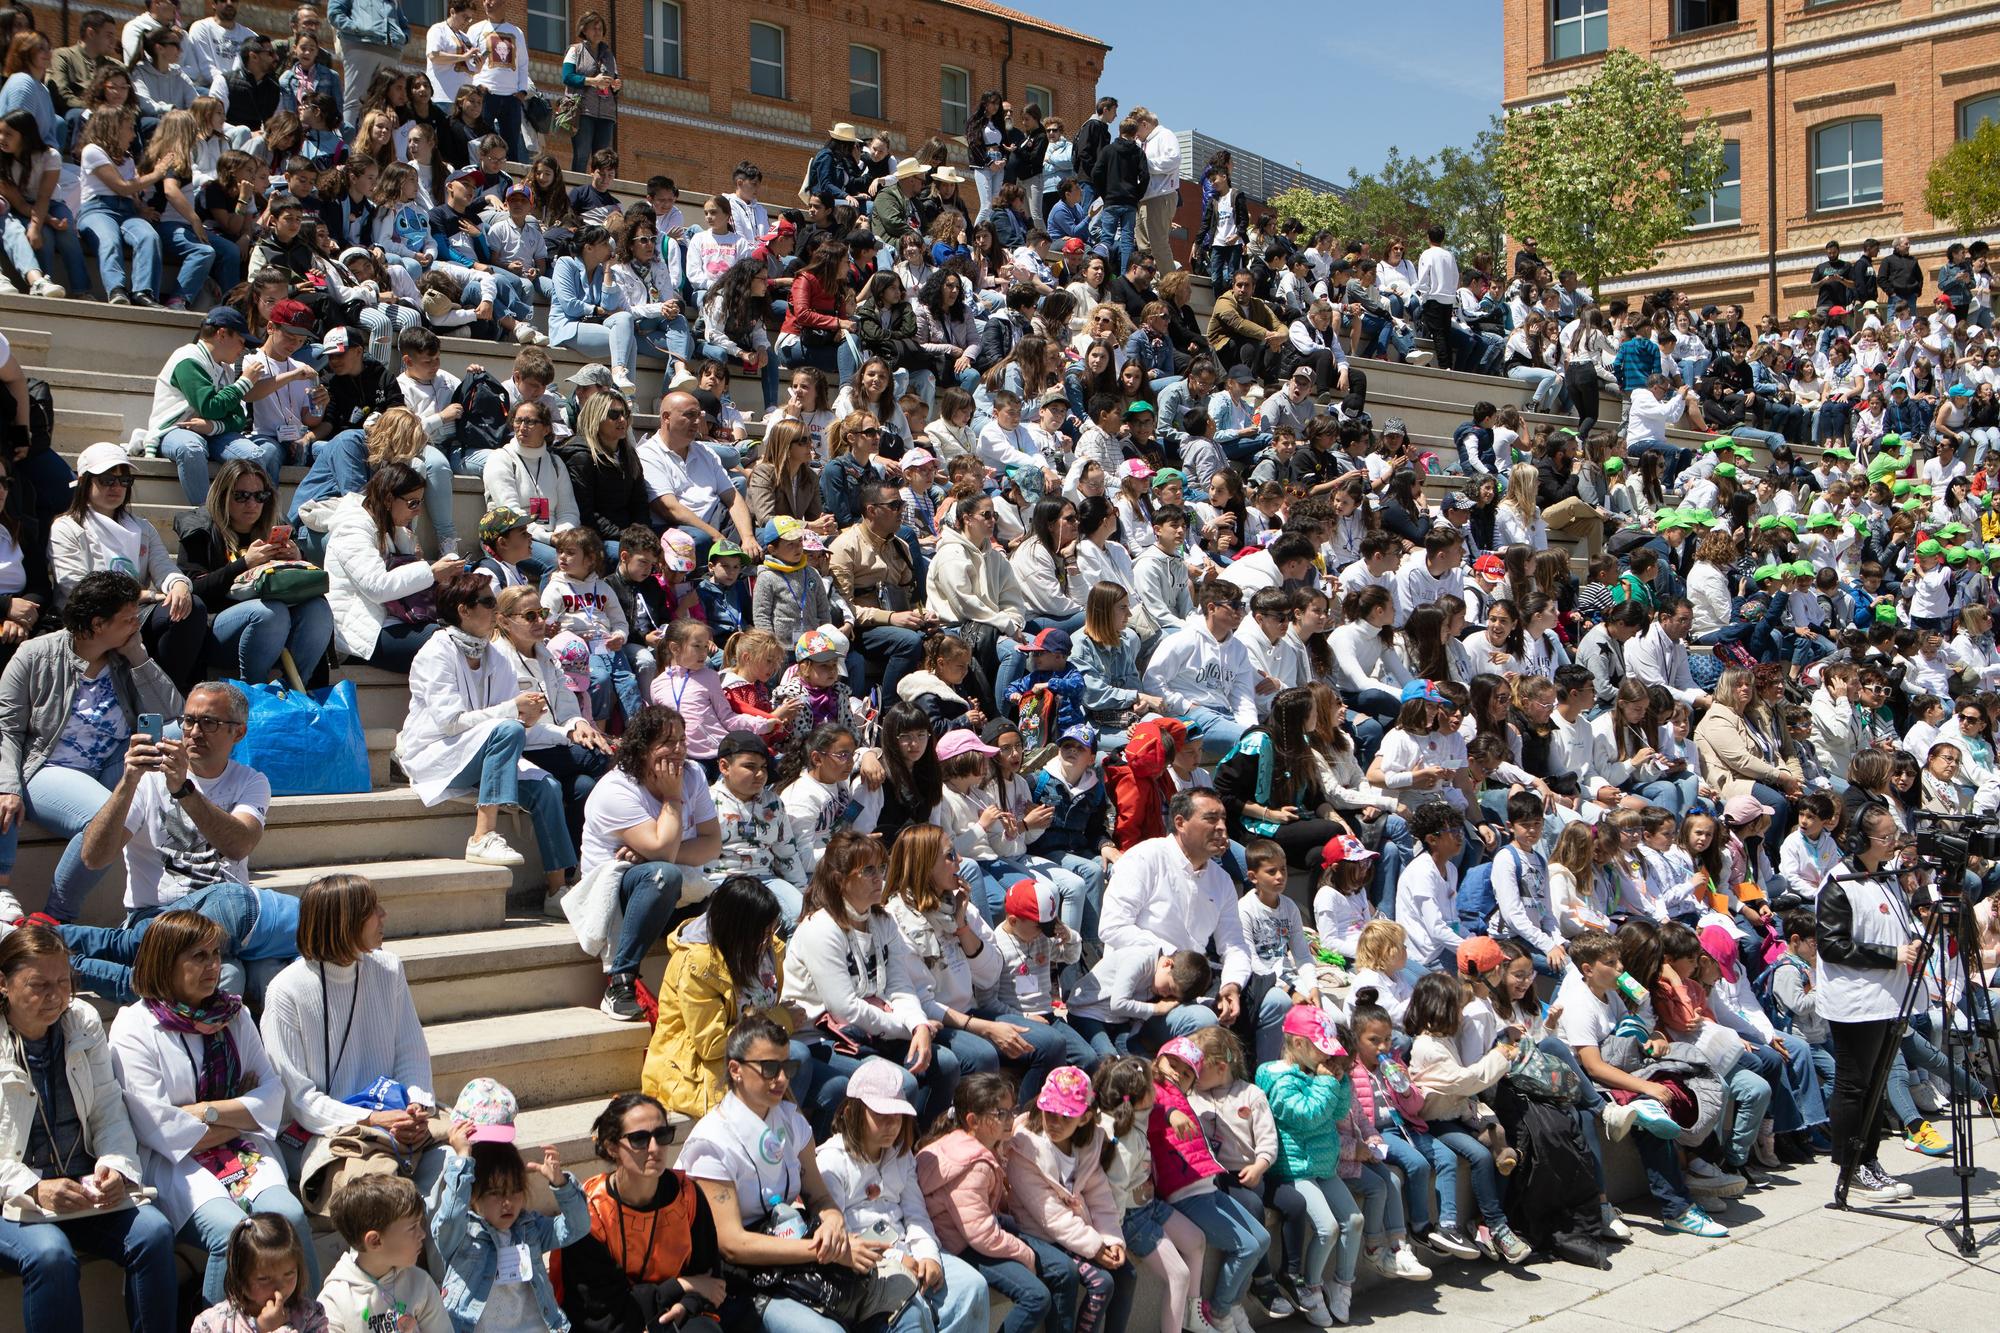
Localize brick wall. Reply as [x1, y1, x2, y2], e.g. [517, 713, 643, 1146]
[1502, 0, 2000, 320]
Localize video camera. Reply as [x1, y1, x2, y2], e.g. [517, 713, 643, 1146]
[1912, 810, 2000, 890]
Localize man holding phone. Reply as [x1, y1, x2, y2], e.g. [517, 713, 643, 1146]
[829, 480, 935, 701]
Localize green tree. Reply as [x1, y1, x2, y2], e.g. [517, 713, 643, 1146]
[1497, 47, 1724, 295]
[1925, 119, 2000, 235]
[1268, 120, 1505, 263]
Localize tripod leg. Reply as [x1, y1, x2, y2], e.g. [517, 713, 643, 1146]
[1830, 909, 1942, 1209]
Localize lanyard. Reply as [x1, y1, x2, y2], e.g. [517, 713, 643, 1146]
[319, 963, 360, 1088]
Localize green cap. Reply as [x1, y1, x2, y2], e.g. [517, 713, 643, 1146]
[1847, 514, 1868, 531]
[1756, 515, 1781, 531]
[708, 542, 745, 561]
[1777, 514, 1801, 532]
[1715, 462, 1738, 479]
[1702, 436, 1733, 453]
[1940, 522, 1969, 537]
[1874, 602, 1900, 625]
[1604, 456, 1625, 474]
[1918, 538, 1944, 556]
[1900, 499, 1926, 512]
[1947, 546, 1969, 564]
[1690, 508, 1716, 525]
[1753, 564, 1784, 581]
[1151, 467, 1184, 490]
[1826, 446, 1855, 460]
[1882, 433, 1903, 451]
[1791, 309, 1812, 320]
[1915, 484, 1935, 498]
[1124, 399, 1155, 416]
[1786, 561, 1814, 578]
[1730, 444, 1756, 460]
[1657, 510, 1691, 531]
[1807, 513, 1838, 530]
[1892, 479, 1914, 496]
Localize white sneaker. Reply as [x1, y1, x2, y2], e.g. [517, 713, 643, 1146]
[1227, 1306, 1255, 1333]
[1366, 1246, 1399, 1279]
[27, 276, 62, 299]
[612, 370, 640, 394]
[1388, 1241, 1432, 1280]
[512, 322, 538, 344]
[1326, 1282, 1352, 1326]
[465, 831, 525, 866]
[1183, 1300, 1226, 1333]
[0, 272, 18, 296]
[1602, 1100, 1639, 1142]
[1295, 1284, 1333, 1328]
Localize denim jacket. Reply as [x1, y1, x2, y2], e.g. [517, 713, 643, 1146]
[428, 1152, 590, 1333]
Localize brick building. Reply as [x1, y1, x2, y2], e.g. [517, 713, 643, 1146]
[1502, 0, 2000, 320]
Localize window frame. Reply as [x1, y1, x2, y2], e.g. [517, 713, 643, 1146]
[1548, 0, 1608, 61]
[1810, 116, 1884, 214]
[1960, 92, 2000, 141]
[1024, 84, 1054, 121]
[748, 20, 786, 101]
[524, 0, 567, 53]
[642, 0, 683, 79]
[848, 43, 883, 121]
[940, 64, 970, 135]
[1688, 139, 1742, 230]
[1673, 0, 1738, 34]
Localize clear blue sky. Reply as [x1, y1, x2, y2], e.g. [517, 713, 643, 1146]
[1001, 1, 1504, 183]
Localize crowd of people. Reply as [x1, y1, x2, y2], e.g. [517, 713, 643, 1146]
[0, 2, 1992, 1329]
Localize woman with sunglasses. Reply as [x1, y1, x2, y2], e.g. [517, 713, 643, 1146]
[554, 390, 648, 548]
[49, 442, 208, 696]
[491, 583, 611, 849]
[325, 462, 463, 673]
[396, 571, 576, 881]
[176, 460, 333, 684]
[559, 1091, 731, 1331]
[608, 220, 694, 382]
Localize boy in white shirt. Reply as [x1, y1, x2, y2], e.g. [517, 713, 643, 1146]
[1393, 800, 1464, 971]
[1904, 539, 1953, 628]
[1776, 792, 1840, 900]
[1236, 839, 1317, 1064]
[991, 878, 1083, 1020]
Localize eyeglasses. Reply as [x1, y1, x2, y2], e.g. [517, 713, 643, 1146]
[514, 415, 547, 427]
[396, 493, 425, 508]
[97, 474, 134, 489]
[178, 714, 236, 734]
[617, 1128, 670, 1151]
[737, 1057, 801, 1082]
[605, 410, 629, 421]
[231, 488, 273, 504]
[512, 608, 549, 621]
[470, 595, 497, 609]
[854, 864, 887, 881]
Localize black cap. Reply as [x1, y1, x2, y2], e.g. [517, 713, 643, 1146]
[980, 717, 1020, 746]
[716, 731, 771, 761]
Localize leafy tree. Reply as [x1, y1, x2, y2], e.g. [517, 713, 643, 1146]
[1497, 48, 1724, 295]
[1268, 119, 1505, 263]
[1925, 118, 2000, 236]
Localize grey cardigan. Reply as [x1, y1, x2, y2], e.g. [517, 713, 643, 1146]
[0, 633, 180, 796]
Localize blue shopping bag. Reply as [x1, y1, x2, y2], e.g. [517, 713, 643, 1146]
[228, 678, 370, 796]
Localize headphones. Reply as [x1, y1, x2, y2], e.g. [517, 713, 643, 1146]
[1842, 800, 1880, 861]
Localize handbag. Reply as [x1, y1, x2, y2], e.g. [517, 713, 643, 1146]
[381, 552, 438, 625]
[1505, 1038, 1581, 1105]
[724, 1208, 873, 1320]
[229, 560, 329, 606]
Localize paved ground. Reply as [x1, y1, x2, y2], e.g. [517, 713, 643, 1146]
[1257, 1119, 2000, 1332]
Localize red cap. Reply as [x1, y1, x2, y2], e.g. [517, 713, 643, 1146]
[1473, 553, 1506, 578]
[1828, 305, 1847, 317]
[269, 299, 315, 332]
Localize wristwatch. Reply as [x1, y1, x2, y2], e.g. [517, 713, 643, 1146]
[202, 1104, 220, 1125]
[171, 778, 196, 802]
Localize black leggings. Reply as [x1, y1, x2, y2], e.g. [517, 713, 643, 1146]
[142, 601, 211, 697]
[1565, 361, 1601, 441]
[1259, 817, 1346, 870]
[364, 620, 441, 673]
[1828, 1016, 1899, 1170]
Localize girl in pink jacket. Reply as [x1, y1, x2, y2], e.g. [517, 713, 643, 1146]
[1150, 1037, 1273, 1333]
[1004, 1066, 1130, 1333]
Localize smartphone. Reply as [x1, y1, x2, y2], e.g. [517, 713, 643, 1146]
[269, 524, 292, 544]
[137, 713, 163, 743]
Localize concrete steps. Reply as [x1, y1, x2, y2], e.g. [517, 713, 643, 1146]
[427, 1004, 651, 1108]
[252, 856, 514, 938]
[393, 919, 673, 1023]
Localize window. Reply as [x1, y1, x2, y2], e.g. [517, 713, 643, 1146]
[749, 21, 785, 99]
[525, 0, 566, 52]
[1675, 0, 1737, 32]
[940, 65, 969, 135]
[1961, 93, 2000, 140]
[1689, 139, 1741, 227]
[1812, 117, 1883, 211]
[405, 0, 441, 24]
[1024, 84, 1054, 120]
[643, 0, 682, 78]
[849, 44, 882, 120]
[1550, 0, 1607, 60]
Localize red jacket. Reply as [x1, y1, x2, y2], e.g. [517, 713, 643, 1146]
[782, 269, 845, 336]
[1104, 717, 1187, 851]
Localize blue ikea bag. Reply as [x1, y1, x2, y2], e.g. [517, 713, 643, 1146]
[227, 678, 371, 796]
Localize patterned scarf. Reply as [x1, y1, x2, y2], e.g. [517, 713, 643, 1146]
[146, 992, 263, 1200]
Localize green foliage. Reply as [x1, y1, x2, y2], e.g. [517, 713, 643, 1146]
[1925, 119, 2000, 235]
[1497, 48, 1724, 294]
[1268, 119, 1506, 263]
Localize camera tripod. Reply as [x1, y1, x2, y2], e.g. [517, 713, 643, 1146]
[1827, 860, 2000, 1257]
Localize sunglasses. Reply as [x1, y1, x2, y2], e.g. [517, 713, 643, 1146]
[470, 595, 497, 609]
[231, 488, 273, 504]
[512, 608, 549, 621]
[617, 1128, 670, 1151]
[605, 409, 629, 421]
[736, 1057, 801, 1082]
[396, 492, 425, 508]
[97, 474, 135, 488]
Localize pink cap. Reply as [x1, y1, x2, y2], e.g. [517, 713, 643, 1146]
[936, 729, 999, 762]
[902, 447, 937, 469]
[1158, 1037, 1204, 1076]
[1035, 1065, 1094, 1117]
[1722, 794, 1776, 825]
[1281, 1005, 1345, 1058]
[845, 1057, 917, 1117]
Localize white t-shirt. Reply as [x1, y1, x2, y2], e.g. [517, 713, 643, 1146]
[1553, 968, 1643, 1053]
[79, 145, 134, 205]
[425, 21, 480, 106]
[123, 762, 272, 911]
[679, 1092, 812, 1226]
[578, 764, 716, 876]
[247, 353, 313, 441]
[637, 435, 733, 527]
[0, 525, 24, 598]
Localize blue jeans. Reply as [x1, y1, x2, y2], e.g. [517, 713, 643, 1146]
[1183, 704, 1248, 762]
[445, 721, 578, 874]
[157, 215, 216, 305]
[78, 196, 159, 296]
[1720, 1063, 1774, 1166]
[1630, 775, 1700, 819]
[589, 649, 644, 724]
[930, 1251, 991, 1333]
[609, 860, 685, 976]
[1421, 1120, 1508, 1228]
[0, 204, 87, 291]
[160, 428, 285, 507]
[1294, 1173, 1362, 1287]
[0, 754, 125, 920]
[210, 596, 334, 682]
[634, 312, 694, 370]
[1749, 780, 1794, 845]
[1379, 1130, 1434, 1233]
[1098, 203, 1138, 277]
[1073, 999, 1218, 1063]
[1207, 242, 1243, 290]
[992, 610, 1086, 712]
[1737, 1036, 1826, 1135]
[1508, 364, 1564, 412]
[182, 1188, 316, 1306]
[857, 623, 926, 702]
[68, 882, 297, 1006]
[569, 114, 616, 172]
[700, 341, 782, 410]
[962, 1225, 1076, 1333]
[0, 1201, 177, 1333]
[1170, 1187, 1270, 1311]
[556, 311, 641, 374]
[967, 1009, 1099, 1103]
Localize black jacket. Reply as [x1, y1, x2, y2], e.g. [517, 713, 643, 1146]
[1075, 116, 1112, 191]
[1099, 137, 1149, 207]
[1880, 252, 1923, 297]
[554, 436, 652, 542]
[605, 568, 669, 641]
[225, 70, 279, 128]
[319, 358, 402, 437]
[1108, 275, 1155, 323]
[174, 512, 254, 616]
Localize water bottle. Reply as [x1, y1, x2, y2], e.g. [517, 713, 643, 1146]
[765, 1192, 808, 1240]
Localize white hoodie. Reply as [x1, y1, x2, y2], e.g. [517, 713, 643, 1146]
[318, 1250, 450, 1333]
[1142, 618, 1257, 724]
[925, 524, 1028, 635]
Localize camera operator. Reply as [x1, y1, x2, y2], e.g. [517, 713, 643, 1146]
[1817, 803, 1923, 1203]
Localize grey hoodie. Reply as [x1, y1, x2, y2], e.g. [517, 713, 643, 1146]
[318, 1250, 451, 1333]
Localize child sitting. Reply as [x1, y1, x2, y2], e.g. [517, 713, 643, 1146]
[695, 542, 751, 640]
[319, 1175, 450, 1333]
[470, 506, 544, 590]
[898, 632, 989, 735]
[430, 1079, 590, 1333]
[1149, 1038, 1271, 1333]
[779, 722, 882, 849]
[771, 628, 855, 752]
[718, 629, 806, 753]
[1005, 627, 1089, 752]
[1404, 973, 1534, 1264]
[705, 733, 814, 926]
[1237, 838, 1320, 1065]
[604, 526, 670, 693]
[987, 719, 1098, 946]
[1345, 919, 1415, 1030]
[194, 1215, 329, 1333]
[917, 1071, 1081, 1333]
[1777, 792, 1840, 900]
[991, 879, 1093, 1069]
[1004, 1066, 1132, 1333]
[543, 527, 642, 725]
[1066, 947, 1211, 1063]
[1253, 1005, 1365, 1324]
[1093, 1056, 1216, 1333]
[1312, 834, 1381, 964]
[649, 619, 759, 765]
[933, 728, 1031, 921]
[1343, 989, 1462, 1263]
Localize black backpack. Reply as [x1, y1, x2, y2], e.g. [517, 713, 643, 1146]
[451, 369, 511, 459]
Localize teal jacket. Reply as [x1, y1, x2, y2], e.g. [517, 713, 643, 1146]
[1254, 1059, 1351, 1182]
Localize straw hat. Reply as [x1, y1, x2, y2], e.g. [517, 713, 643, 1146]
[828, 122, 860, 143]
[933, 166, 966, 185]
[893, 157, 929, 181]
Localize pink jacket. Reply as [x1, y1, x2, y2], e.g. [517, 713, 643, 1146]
[1356, 1055, 1428, 1133]
[1004, 1119, 1123, 1258]
[1147, 1077, 1223, 1201]
[916, 1130, 1035, 1268]
[650, 664, 758, 759]
[1338, 1071, 1373, 1178]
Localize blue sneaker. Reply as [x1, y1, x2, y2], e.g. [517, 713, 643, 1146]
[1664, 1206, 1729, 1239]
[1633, 1100, 1683, 1139]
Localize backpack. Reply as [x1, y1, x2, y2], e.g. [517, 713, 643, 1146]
[451, 369, 511, 460]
